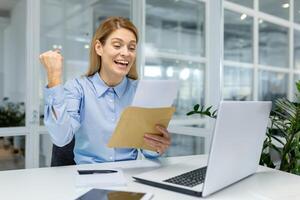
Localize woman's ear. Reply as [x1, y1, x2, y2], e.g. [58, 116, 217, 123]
[95, 40, 103, 56]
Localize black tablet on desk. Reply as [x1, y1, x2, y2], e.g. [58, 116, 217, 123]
[75, 189, 153, 200]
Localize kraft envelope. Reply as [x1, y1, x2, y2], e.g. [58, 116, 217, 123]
[107, 106, 175, 151]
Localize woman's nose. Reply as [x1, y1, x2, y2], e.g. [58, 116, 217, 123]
[120, 46, 129, 56]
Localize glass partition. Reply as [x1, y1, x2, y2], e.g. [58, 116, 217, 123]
[39, 133, 52, 167]
[162, 133, 204, 157]
[294, 30, 300, 70]
[295, 0, 300, 24]
[0, 136, 25, 170]
[0, 0, 26, 127]
[259, 20, 289, 68]
[259, 70, 288, 102]
[227, 0, 253, 8]
[224, 9, 253, 63]
[144, 58, 205, 117]
[293, 75, 300, 101]
[223, 66, 253, 100]
[145, 0, 205, 57]
[145, 0, 206, 119]
[259, 0, 290, 20]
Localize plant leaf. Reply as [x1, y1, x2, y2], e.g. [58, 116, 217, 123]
[193, 104, 200, 111]
[186, 111, 195, 116]
[296, 80, 300, 93]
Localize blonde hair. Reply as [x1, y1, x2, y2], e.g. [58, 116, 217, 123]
[86, 16, 139, 80]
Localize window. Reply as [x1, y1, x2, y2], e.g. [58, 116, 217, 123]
[223, 8, 253, 101]
[259, 21, 289, 68]
[0, 0, 26, 127]
[145, 0, 206, 119]
[224, 9, 253, 63]
[259, 0, 290, 20]
[223, 66, 253, 100]
[224, 0, 295, 107]
[0, 136, 25, 170]
[294, 0, 300, 24]
[0, 0, 27, 170]
[294, 30, 300, 70]
[259, 70, 288, 102]
[293, 75, 300, 101]
[162, 134, 204, 157]
[144, 58, 205, 116]
[39, 133, 52, 167]
[227, 0, 253, 8]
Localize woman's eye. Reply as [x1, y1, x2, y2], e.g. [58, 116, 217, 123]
[113, 43, 121, 49]
[129, 46, 136, 51]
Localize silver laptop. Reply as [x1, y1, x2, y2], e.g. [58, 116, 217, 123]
[133, 101, 272, 197]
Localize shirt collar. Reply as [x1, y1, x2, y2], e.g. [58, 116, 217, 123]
[90, 73, 128, 98]
[113, 76, 128, 98]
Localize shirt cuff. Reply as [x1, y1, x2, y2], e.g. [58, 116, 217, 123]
[141, 149, 160, 159]
[43, 84, 64, 106]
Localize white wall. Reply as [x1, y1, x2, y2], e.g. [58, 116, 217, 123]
[3, 0, 26, 103]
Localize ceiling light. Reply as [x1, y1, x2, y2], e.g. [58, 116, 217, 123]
[166, 67, 174, 77]
[240, 14, 247, 20]
[180, 68, 190, 80]
[282, 3, 289, 8]
[52, 44, 62, 50]
[84, 44, 89, 49]
[259, 19, 264, 24]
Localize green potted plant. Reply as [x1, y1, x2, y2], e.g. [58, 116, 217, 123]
[0, 97, 25, 127]
[187, 81, 300, 175]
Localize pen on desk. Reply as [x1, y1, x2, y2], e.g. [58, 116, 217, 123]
[77, 170, 118, 175]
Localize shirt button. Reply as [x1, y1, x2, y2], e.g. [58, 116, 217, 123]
[111, 117, 115, 121]
[109, 99, 113, 103]
[110, 156, 113, 160]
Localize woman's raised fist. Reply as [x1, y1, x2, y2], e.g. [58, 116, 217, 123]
[39, 49, 63, 88]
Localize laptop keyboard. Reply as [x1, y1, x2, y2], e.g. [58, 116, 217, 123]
[163, 167, 207, 188]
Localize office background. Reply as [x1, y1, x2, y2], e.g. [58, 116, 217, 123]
[0, 0, 298, 170]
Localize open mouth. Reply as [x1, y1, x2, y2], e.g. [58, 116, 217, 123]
[114, 60, 129, 68]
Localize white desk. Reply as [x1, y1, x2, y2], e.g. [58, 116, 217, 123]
[0, 155, 299, 200]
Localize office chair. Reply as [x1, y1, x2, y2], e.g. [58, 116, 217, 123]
[51, 137, 76, 166]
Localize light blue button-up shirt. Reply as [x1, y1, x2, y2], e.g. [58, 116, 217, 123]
[44, 73, 158, 164]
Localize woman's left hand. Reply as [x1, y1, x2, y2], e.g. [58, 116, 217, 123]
[144, 124, 171, 155]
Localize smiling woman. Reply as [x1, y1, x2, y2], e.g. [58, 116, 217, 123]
[39, 16, 172, 165]
[87, 17, 139, 84]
